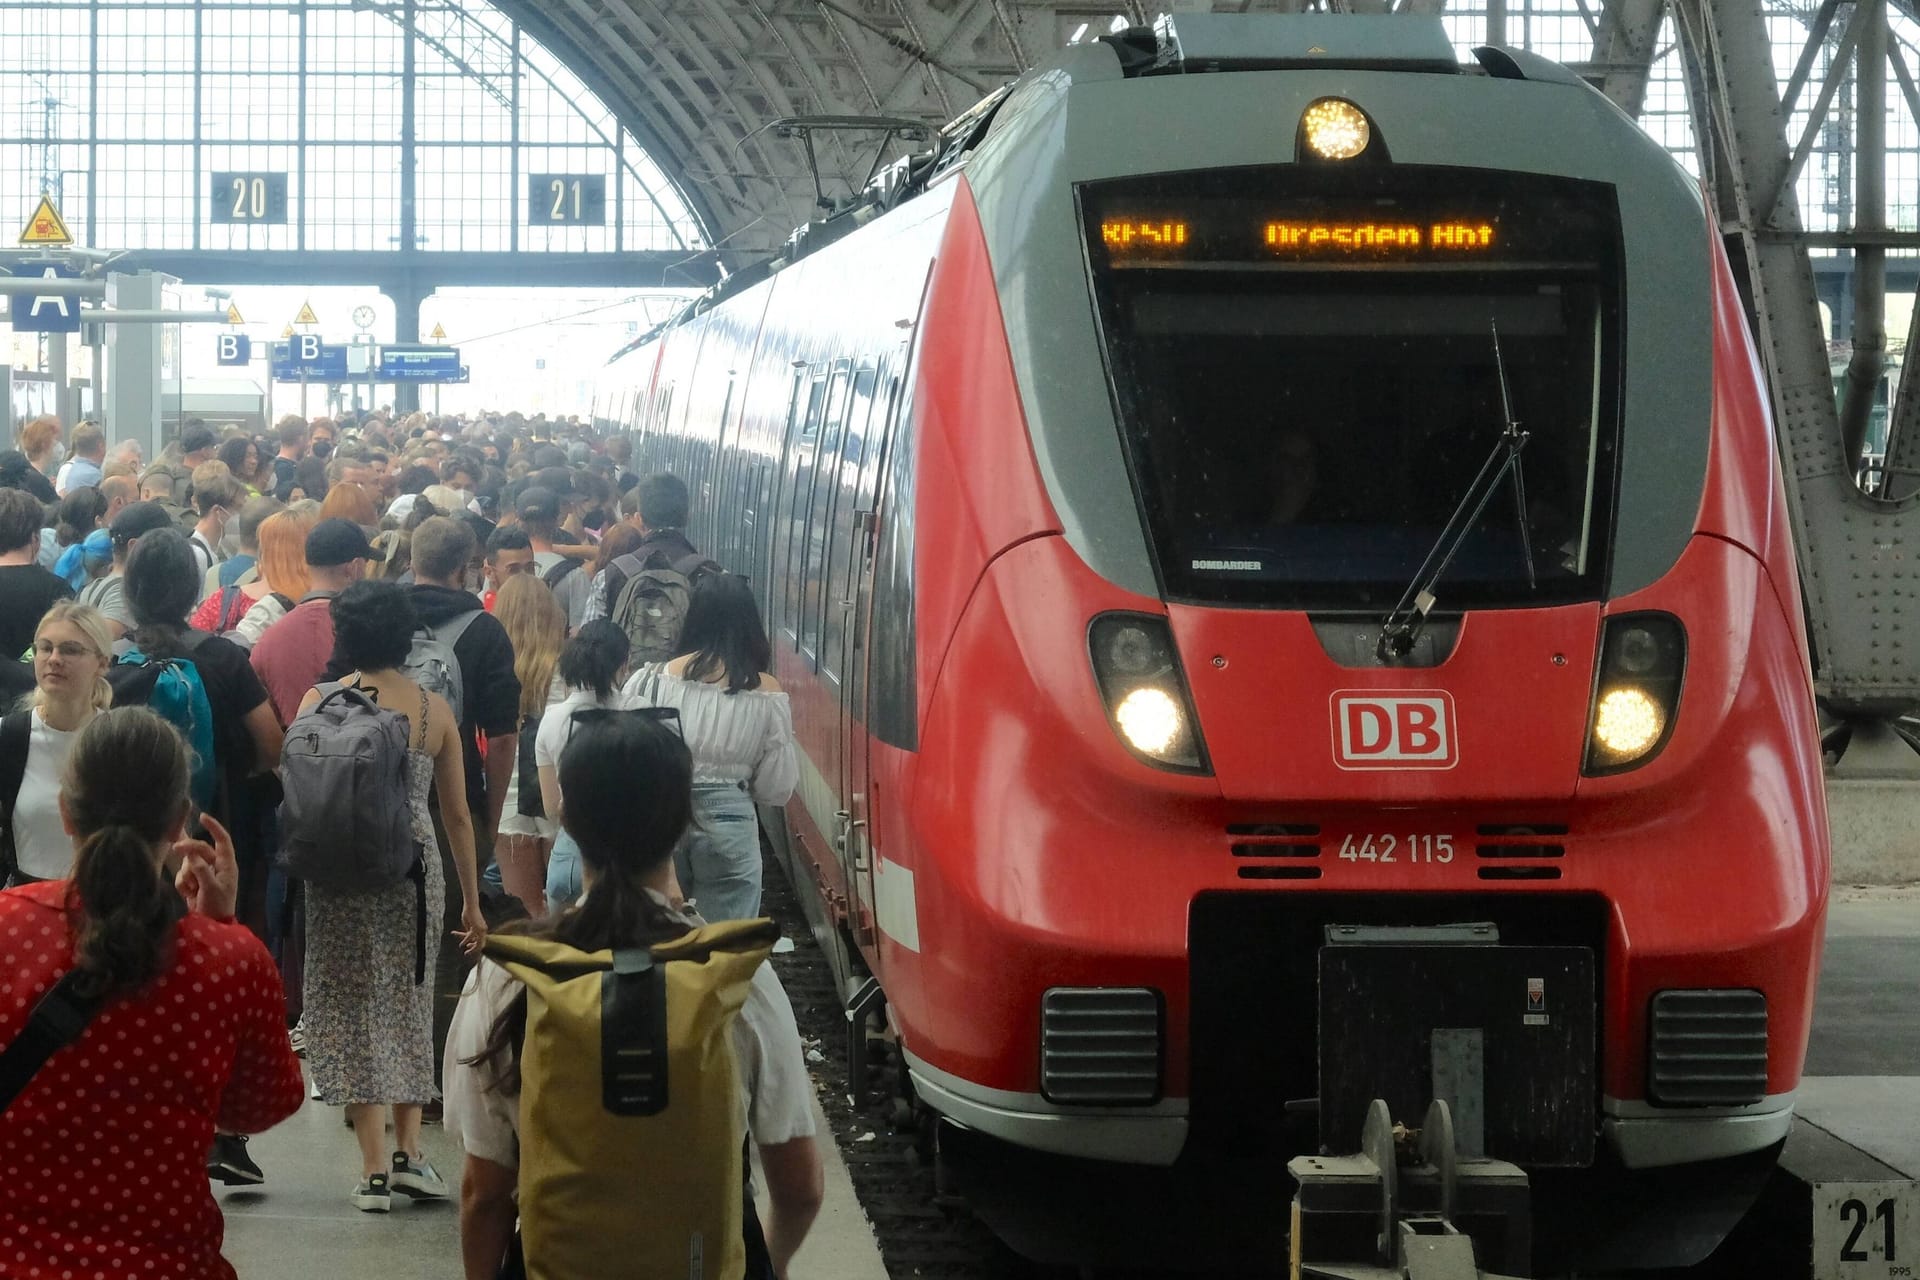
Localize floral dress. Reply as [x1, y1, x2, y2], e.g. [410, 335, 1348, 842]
[303, 697, 444, 1106]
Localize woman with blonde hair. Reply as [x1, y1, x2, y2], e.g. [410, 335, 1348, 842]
[492, 573, 567, 914]
[0, 602, 114, 886]
[203, 508, 316, 647]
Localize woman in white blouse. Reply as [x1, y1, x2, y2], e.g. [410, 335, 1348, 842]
[3, 602, 114, 885]
[624, 574, 796, 922]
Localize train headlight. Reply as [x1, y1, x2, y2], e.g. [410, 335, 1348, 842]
[1301, 99, 1371, 160]
[1116, 687, 1184, 756]
[1584, 614, 1686, 775]
[1089, 613, 1211, 774]
[1592, 688, 1662, 757]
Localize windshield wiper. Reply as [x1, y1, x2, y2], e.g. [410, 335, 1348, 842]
[1375, 320, 1537, 663]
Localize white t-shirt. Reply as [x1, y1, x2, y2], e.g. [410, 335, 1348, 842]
[442, 893, 816, 1171]
[532, 687, 630, 789]
[13, 709, 81, 880]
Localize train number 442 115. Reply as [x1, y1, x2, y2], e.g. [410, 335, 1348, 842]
[1336, 834, 1455, 864]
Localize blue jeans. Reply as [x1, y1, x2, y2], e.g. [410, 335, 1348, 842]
[545, 832, 582, 911]
[674, 783, 762, 923]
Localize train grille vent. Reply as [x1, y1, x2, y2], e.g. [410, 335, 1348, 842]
[1228, 824, 1322, 880]
[1040, 988, 1162, 1105]
[1648, 990, 1769, 1107]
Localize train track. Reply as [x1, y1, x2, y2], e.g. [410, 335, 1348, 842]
[761, 850, 1032, 1280]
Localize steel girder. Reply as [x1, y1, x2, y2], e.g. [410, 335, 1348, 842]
[1667, 0, 1920, 716]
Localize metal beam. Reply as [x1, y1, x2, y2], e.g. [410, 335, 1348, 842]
[106, 250, 722, 290]
[1593, 0, 1669, 118]
[1681, 0, 1920, 714]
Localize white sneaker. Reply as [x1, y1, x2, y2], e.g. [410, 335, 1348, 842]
[390, 1151, 448, 1199]
[351, 1172, 392, 1213]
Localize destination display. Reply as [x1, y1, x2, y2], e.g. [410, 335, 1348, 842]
[269, 340, 466, 384]
[1083, 168, 1614, 265]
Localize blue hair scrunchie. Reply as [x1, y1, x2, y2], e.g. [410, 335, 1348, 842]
[54, 528, 113, 591]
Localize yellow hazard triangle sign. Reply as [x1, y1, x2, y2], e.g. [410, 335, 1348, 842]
[429, 323, 447, 341]
[294, 300, 318, 325]
[19, 195, 73, 246]
[226, 304, 245, 325]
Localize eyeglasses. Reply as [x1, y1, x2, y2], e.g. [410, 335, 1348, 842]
[34, 640, 101, 660]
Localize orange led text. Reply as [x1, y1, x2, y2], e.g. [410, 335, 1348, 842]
[1103, 220, 1190, 249]
[1263, 222, 1497, 251]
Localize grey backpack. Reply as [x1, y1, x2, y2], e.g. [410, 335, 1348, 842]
[277, 682, 429, 980]
[402, 608, 480, 726]
[610, 552, 719, 667]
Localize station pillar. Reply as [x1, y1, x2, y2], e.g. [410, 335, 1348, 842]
[380, 274, 435, 416]
[103, 271, 165, 463]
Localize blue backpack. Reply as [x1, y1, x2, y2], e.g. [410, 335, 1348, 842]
[110, 633, 220, 815]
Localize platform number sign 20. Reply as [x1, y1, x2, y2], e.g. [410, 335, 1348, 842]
[1815, 1182, 1919, 1280]
[528, 174, 606, 226]
[210, 173, 287, 225]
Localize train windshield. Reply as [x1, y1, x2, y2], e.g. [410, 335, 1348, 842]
[1081, 167, 1621, 609]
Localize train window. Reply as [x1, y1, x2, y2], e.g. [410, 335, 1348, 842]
[1081, 166, 1622, 610]
[780, 371, 829, 648]
[802, 366, 853, 665]
[869, 366, 919, 751]
[821, 366, 879, 686]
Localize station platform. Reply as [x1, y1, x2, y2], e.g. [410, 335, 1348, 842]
[218, 1077, 888, 1279]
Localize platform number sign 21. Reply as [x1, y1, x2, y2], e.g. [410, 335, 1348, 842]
[1816, 1182, 1919, 1280]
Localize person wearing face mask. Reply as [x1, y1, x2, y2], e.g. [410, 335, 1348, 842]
[187, 467, 246, 601]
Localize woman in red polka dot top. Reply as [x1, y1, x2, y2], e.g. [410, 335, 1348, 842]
[0, 707, 306, 1279]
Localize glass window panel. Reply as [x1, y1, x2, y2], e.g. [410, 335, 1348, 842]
[416, 144, 513, 252]
[305, 145, 401, 251]
[96, 75, 198, 142]
[95, 144, 195, 250]
[308, 74, 403, 142]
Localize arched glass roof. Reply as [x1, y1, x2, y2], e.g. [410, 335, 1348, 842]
[0, 0, 709, 256]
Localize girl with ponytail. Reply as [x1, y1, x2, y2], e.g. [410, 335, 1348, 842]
[3, 602, 114, 886]
[445, 711, 825, 1280]
[0, 707, 305, 1279]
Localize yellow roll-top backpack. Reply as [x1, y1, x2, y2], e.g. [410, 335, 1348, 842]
[486, 917, 780, 1280]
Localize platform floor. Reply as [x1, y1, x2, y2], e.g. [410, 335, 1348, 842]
[1792, 887, 1920, 1178]
[219, 1080, 888, 1279]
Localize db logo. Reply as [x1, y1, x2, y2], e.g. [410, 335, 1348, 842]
[1330, 691, 1458, 770]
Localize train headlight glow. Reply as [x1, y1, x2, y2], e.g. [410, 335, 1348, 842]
[1088, 613, 1210, 774]
[1592, 688, 1663, 760]
[1115, 687, 1184, 757]
[1302, 99, 1370, 160]
[1584, 614, 1687, 776]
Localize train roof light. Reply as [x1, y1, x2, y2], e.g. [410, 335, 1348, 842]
[1302, 99, 1370, 160]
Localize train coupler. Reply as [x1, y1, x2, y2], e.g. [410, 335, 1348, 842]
[1288, 1097, 1529, 1280]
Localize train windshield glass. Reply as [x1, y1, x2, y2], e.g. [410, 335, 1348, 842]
[1081, 167, 1621, 609]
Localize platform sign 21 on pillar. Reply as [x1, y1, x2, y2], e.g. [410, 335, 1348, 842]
[1814, 1180, 1919, 1280]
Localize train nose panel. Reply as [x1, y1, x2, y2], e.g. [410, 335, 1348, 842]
[1168, 604, 1602, 802]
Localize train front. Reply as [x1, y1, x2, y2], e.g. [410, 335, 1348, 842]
[884, 15, 1829, 1272]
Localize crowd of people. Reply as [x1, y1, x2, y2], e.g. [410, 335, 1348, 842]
[0, 410, 819, 1280]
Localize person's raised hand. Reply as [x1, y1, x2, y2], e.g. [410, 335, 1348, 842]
[173, 813, 239, 921]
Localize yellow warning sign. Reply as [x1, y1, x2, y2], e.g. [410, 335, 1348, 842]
[294, 300, 318, 326]
[429, 323, 447, 341]
[19, 194, 73, 246]
[226, 303, 245, 326]
[281, 324, 295, 339]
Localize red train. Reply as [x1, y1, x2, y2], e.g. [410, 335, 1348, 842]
[597, 14, 1828, 1272]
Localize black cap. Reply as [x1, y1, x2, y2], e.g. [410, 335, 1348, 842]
[516, 485, 559, 523]
[109, 500, 177, 546]
[306, 517, 376, 567]
[180, 423, 217, 454]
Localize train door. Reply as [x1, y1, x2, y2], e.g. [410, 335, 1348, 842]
[837, 366, 902, 948]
